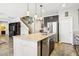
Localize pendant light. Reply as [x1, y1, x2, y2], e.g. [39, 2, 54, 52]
[34, 3, 38, 20]
[27, 3, 30, 16]
[39, 4, 44, 31]
[40, 4, 43, 21]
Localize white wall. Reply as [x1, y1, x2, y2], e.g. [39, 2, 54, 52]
[59, 7, 79, 44]
[31, 21, 41, 33]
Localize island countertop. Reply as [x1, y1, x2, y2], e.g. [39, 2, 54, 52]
[13, 33, 55, 41]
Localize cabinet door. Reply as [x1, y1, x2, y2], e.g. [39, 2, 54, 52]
[42, 38, 49, 56]
[49, 36, 55, 55]
[16, 22, 20, 35]
[9, 24, 15, 36]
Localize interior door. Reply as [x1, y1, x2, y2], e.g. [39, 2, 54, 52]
[60, 17, 73, 44]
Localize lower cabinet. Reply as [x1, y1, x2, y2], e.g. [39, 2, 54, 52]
[40, 35, 55, 56]
[41, 38, 49, 56]
[49, 38, 55, 55]
[49, 35, 55, 55]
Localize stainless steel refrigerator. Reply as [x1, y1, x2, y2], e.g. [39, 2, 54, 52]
[47, 22, 58, 42]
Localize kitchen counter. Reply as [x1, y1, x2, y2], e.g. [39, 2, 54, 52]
[13, 33, 54, 41]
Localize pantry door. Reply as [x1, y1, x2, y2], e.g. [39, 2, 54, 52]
[60, 17, 73, 44]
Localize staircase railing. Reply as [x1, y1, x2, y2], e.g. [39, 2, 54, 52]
[20, 16, 32, 34]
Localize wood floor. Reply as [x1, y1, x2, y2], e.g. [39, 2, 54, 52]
[50, 43, 77, 56]
[0, 35, 13, 56]
[0, 35, 77, 56]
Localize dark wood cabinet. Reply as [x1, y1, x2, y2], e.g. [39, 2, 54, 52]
[41, 35, 55, 56]
[49, 36, 55, 55]
[49, 39, 54, 54]
[9, 22, 20, 37]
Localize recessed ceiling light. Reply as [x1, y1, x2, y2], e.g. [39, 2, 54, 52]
[62, 4, 66, 7]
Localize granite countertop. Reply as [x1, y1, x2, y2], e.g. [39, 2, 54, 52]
[13, 33, 55, 41]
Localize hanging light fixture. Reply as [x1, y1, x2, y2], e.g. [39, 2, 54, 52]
[27, 3, 30, 16]
[40, 4, 43, 21]
[34, 3, 38, 20]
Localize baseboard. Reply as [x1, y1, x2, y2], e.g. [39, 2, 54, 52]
[59, 41, 73, 45]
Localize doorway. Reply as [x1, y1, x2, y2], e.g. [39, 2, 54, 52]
[0, 21, 8, 35]
[9, 22, 20, 37]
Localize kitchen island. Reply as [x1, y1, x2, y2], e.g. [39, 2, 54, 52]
[13, 33, 55, 56]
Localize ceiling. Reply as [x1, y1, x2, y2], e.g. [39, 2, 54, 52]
[0, 3, 79, 17]
[37, 3, 79, 16]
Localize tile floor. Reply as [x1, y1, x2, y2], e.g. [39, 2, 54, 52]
[0, 35, 77, 56]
